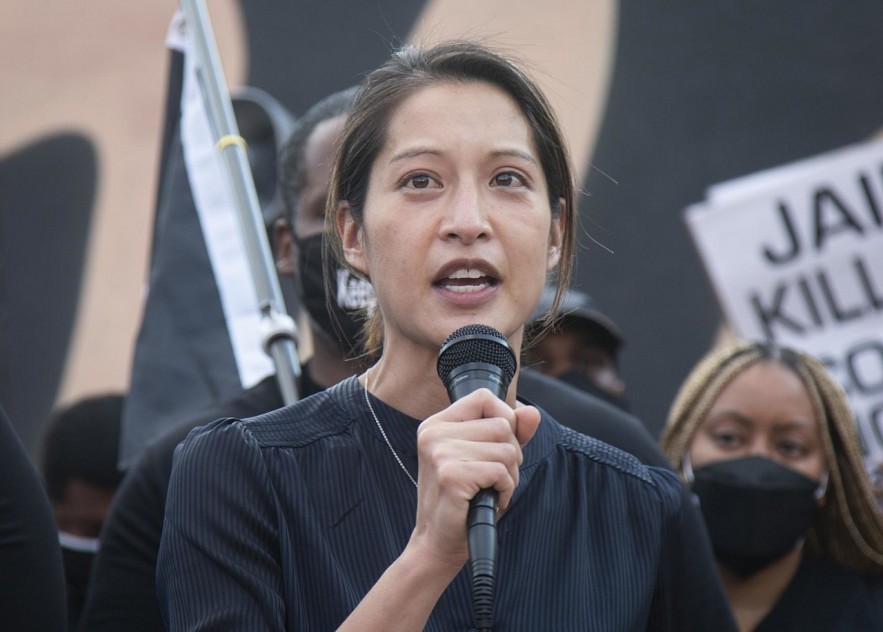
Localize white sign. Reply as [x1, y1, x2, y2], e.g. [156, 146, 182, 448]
[685, 139, 883, 466]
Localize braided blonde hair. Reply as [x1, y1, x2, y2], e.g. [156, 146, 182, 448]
[660, 339, 883, 576]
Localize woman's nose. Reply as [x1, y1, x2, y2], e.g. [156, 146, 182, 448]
[747, 439, 773, 460]
[439, 184, 491, 244]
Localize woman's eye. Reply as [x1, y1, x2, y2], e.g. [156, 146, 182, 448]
[777, 439, 808, 459]
[711, 431, 742, 450]
[403, 173, 438, 189]
[492, 172, 526, 187]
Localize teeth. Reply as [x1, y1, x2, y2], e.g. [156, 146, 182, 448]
[446, 281, 490, 293]
[438, 267, 493, 293]
[447, 268, 483, 280]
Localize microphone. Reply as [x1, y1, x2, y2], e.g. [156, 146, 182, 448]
[437, 324, 517, 632]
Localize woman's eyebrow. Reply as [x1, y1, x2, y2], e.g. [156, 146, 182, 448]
[705, 410, 752, 426]
[772, 419, 817, 432]
[388, 147, 538, 166]
[489, 148, 537, 165]
[388, 148, 441, 165]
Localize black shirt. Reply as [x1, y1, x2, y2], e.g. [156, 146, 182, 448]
[159, 376, 734, 630]
[79, 374, 293, 631]
[81, 369, 733, 631]
[756, 553, 883, 631]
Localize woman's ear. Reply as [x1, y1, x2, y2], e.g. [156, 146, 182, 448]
[337, 202, 368, 275]
[546, 200, 565, 271]
[272, 217, 296, 277]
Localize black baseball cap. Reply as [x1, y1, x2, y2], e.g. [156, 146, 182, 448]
[529, 286, 624, 349]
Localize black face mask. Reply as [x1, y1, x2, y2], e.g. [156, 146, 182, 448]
[296, 232, 374, 355]
[689, 455, 824, 578]
[556, 369, 630, 412]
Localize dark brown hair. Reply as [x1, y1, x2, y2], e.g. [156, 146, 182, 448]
[325, 41, 577, 356]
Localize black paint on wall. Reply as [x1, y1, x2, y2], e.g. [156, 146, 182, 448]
[581, 1, 883, 435]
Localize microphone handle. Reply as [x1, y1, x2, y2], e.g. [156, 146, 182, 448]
[467, 488, 497, 631]
[439, 357, 513, 631]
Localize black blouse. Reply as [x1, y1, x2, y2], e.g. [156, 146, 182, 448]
[158, 376, 735, 631]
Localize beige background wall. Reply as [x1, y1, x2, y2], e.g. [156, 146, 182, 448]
[0, 1, 247, 410]
[0, 1, 614, 413]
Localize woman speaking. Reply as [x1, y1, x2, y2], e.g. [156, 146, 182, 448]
[158, 41, 734, 631]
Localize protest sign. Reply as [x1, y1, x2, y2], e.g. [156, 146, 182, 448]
[685, 139, 883, 467]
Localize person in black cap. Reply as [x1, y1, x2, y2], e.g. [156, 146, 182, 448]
[524, 285, 629, 410]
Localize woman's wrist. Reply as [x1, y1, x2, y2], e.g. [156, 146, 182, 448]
[336, 535, 463, 631]
[399, 532, 466, 585]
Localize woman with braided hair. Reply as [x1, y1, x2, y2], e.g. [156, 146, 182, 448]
[661, 340, 883, 631]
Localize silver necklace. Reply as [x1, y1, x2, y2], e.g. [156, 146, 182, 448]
[363, 374, 418, 488]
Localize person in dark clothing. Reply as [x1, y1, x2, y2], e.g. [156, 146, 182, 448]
[79, 87, 365, 631]
[82, 364, 718, 631]
[158, 42, 735, 630]
[525, 284, 629, 411]
[80, 376, 310, 631]
[40, 393, 125, 631]
[85, 77, 730, 630]
[661, 340, 883, 631]
[0, 402, 67, 632]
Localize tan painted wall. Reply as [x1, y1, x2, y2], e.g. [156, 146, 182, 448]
[0, 1, 614, 410]
[0, 1, 247, 408]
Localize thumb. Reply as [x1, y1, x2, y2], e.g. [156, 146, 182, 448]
[513, 405, 541, 447]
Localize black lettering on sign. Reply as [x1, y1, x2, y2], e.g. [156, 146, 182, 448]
[814, 187, 865, 251]
[797, 277, 823, 327]
[855, 256, 883, 311]
[763, 202, 802, 264]
[748, 255, 883, 340]
[750, 284, 805, 340]
[846, 341, 883, 396]
[858, 171, 883, 228]
[866, 402, 883, 458]
[761, 165, 883, 265]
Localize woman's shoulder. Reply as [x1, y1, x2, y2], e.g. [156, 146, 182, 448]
[181, 376, 363, 453]
[555, 423, 683, 505]
[519, 368, 670, 467]
[557, 424, 672, 475]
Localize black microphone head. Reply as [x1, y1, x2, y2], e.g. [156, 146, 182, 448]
[437, 324, 517, 401]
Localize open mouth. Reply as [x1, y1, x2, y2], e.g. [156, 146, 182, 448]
[434, 268, 498, 293]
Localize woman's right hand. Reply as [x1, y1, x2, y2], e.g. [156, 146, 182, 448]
[406, 388, 541, 573]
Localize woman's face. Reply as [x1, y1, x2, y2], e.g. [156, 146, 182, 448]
[689, 361, 827, 481]
[340, 80, 562, 353]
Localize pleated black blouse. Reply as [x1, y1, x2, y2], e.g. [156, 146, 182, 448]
[158, 376, 733, 631]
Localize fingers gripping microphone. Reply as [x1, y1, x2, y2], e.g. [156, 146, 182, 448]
[437, 324, 517, 632]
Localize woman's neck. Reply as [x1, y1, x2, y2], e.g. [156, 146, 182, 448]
[363, 354, 450, 422]
[721, 548, 803, 632]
